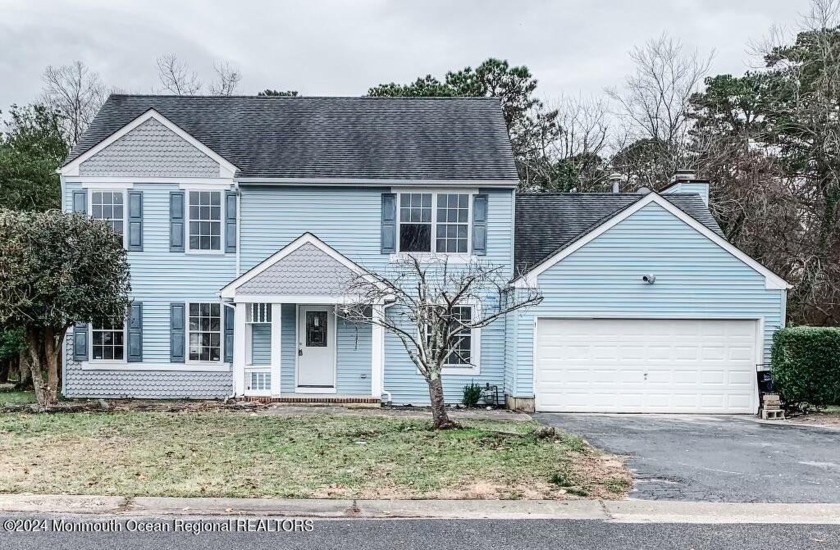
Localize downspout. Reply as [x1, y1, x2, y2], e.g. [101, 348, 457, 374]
[234, 180, 241, 277]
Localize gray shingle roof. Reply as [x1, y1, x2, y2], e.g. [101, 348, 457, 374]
[514, 192, 725, 275]
[66, 95, 519, 181]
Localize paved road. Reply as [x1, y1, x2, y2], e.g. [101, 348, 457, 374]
[1, 516, 839, 550]
[536, 413, 840, 502]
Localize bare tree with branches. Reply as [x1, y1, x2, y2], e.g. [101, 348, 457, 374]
[156, 54, 203, 95]
[608, 33, 714, 188]
[209, 61, 242, 96]
[337, 257, 541, 429]
[40, 61, 107, 146]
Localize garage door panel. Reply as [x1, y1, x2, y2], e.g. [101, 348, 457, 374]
[535, 319, 758, 414]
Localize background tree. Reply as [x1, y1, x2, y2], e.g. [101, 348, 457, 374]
[0, 210, 131, 407]
[338, 258, 541, 429]
[41, 61, 106, 146]
[369, 58, 559, 188]
[258, 89, 299, 97]
[156, 54, 242, 96]
[0, 104, 67, 211]
[607, 34, 713, 188]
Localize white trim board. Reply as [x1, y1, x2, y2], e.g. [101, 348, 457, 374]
[60, 109, 239, 178]
[220, 232, 385, 299]
[238, 177, 517, 188]
[513, 192, 791, 291]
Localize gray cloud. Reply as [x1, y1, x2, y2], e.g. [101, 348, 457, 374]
[0, 0, 808, 111]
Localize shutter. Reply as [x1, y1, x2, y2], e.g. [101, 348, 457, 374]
[72, 190, 86, 215]
[127, 303, 143, 362]
[381, 193, 397, 254]
[224, 306, 234, 363]
[170, 303, 186, 363]
[170, 191, 185, 252]
[127, 191, 143, 251]
[472, 193, 488, 256]
[72, 323, 88, 362]
[225, 191, 237, 253]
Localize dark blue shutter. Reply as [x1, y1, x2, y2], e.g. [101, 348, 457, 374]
[73, 323, 88, 362]
[72, 190, 86, 215]
[170, 303, 185, 363]
[224, 306, 234, 363]
[127, 303, 143, 362]
[472, 194, 488, 256]
[225, 191, 237, 253]
[381, 193, 397, 254]
[127, 191, 143, 251]
[170, 191, 185, 252]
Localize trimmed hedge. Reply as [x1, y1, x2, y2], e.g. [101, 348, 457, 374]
[771, 327, 840, 409]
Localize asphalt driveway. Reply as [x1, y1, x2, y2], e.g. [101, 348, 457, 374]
[535, 413, 840, 502]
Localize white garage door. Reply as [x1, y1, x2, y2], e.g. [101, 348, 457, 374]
[535, 319, 759, 413]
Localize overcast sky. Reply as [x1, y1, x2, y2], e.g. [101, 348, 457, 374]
[0, 0, 810, 112]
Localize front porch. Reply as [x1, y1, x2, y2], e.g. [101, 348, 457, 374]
[221, 233, 385, 401]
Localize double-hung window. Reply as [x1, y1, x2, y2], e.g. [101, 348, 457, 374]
[397, 192, 471, 254]
[188, 191, 222, 251]
[91, 323, 125, 361]
[91, 191, 125, 235]
[188, 303, 221, 362]
[444, 306, 474, 367]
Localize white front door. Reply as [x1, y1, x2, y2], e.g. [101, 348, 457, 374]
[297, 306, 336, 389]
[535, 318, 759, 414]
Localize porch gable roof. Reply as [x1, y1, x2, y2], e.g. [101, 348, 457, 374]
[220, 233, 375, 300]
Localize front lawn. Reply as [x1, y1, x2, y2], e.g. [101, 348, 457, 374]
[0, 411, 629, 499]
[0, 389, 36, 406]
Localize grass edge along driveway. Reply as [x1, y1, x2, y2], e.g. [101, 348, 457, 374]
[0, 411, 630, 500]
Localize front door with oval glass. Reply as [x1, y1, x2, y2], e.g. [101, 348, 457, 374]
[296, 306, 336, 390]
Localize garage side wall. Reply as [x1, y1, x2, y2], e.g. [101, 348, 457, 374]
[512, 202, 785, 398]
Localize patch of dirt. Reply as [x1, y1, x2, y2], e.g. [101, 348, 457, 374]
[786, 412, 840, 428]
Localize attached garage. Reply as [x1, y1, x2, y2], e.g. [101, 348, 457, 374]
[510, 189, 790, 415]
[534, 318, 760, 413]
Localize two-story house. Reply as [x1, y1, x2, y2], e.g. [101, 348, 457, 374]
[60, 95, 789, 413]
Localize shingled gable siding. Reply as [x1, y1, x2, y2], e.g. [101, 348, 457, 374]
[62, 181, 236, 399]
[78, 118, 220, 178]
[238, 242, 357, 296]
[511, 201, 785, 397]
[239, 185, 514, 404]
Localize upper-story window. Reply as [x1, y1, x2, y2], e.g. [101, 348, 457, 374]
[188, 191, 222, 251]
[91, 191, 124, 234]
[398, 192, 471, 254]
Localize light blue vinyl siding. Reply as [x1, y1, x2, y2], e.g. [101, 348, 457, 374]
[280, 304, 297, 392]
[63, 182, 236, 399]
[250, 324, 271, 365]
[512, 201, 785, 397]
[336, 318, 372, 395]
[240, 186, 515, 404]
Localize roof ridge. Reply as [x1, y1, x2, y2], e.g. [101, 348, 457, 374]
[107, 94, 500, 101]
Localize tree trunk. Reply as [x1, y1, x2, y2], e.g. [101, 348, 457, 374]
[0, 358, 9, 384]
[44, 328, 61, 405]
[25, 331, 49, 409]
[427, 376, 460, 430]
[15, 354, 31, 389]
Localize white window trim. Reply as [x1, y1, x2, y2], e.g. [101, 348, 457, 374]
[87, 188, 128, 249]
[184, 189, 225, 255]
[413, 301, 482, 376]
[186, 301, 224, 365]
[88, 322, 127, 365]
[393, 190, 477, 259]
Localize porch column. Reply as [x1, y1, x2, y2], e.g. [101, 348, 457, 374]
[233, 302, 247, 396]
[271, 303, 282, 396]
[371, 302, 385, 398]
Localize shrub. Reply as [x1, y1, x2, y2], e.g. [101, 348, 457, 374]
[771, 327, 840, 410]
[462, 381, 483, 407]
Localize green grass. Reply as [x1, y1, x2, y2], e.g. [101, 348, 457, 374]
[0, 411, 628, 499]
[0, 390, 36, 406]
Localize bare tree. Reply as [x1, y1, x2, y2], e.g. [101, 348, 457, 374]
[607, 34, 714, 187]
[156, 53, 203, 95]
[41, 61, 107, 146]
[337, 257, 542, 430]
[209, 61, 242, 96]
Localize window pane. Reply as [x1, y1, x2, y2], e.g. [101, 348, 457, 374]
[400, 224, 431, 252]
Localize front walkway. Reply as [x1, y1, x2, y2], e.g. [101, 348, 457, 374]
[535, 413, 840, 503]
